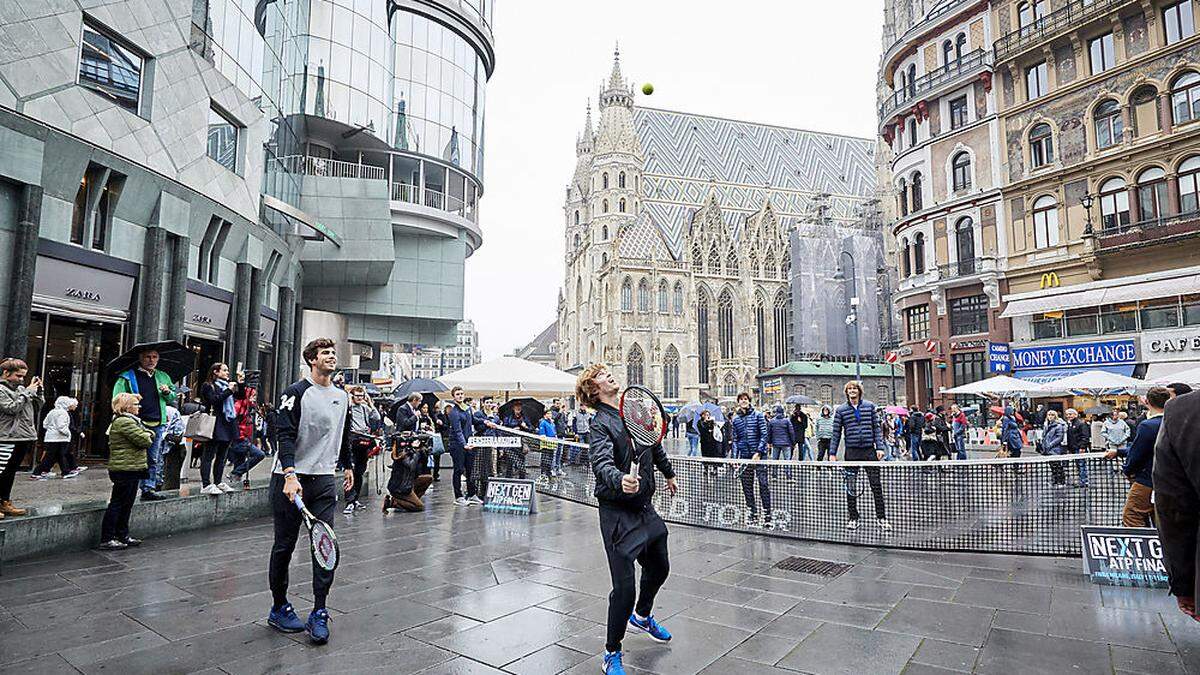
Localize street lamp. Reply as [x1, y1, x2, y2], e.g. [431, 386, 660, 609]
[833, 250, 862, 382]
[1080, 192, 1095, 235]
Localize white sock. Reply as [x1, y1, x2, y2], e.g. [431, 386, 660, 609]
[634, 612, 648, 621]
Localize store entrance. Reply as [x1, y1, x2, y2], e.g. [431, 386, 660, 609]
[26, 312, 125, 459]
[184, 335, 225, 402]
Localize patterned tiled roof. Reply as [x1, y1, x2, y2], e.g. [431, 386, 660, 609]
[631, 107, 875, 259]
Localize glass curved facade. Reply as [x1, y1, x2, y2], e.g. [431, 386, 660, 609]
[300, 0, 392, 132]
[390, 9, 486, 176]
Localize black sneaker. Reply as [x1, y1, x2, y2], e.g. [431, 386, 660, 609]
[243, 478, 251, 488]
[141, 491, 165, 502]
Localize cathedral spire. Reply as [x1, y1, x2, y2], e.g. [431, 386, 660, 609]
[608, 43, 625, 90]
[576, 100, 594, 156]
[599, 43, 633, 110]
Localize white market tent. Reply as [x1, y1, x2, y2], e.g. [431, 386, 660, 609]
[941, 375, 1047, 397]
[436, 356, 577, 398]
[1038, 369, 1149, 397]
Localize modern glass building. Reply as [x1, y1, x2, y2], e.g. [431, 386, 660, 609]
[0, 0, 494, 459]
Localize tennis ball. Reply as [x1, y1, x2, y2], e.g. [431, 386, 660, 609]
[642, 83, 654, 95]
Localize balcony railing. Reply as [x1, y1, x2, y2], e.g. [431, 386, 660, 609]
[1096, 210, 1200, 249]
[994, 0, 1133, 61]
[882, 0, 974, 68]
[390, 182, 477, 223]
[277, 155, 387, 181]
[934, 256, 997, 279]
[880, 49, 990, 120]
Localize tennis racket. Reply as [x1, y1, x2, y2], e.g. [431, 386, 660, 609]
[293, 495, 339, 572]
[619, 385, 668, 476]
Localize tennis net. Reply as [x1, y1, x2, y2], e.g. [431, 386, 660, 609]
[475, 426, 1127, 556]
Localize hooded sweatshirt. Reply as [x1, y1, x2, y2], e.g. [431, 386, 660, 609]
[43, 396, 76, 443]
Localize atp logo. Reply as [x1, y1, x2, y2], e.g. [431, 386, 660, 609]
[279, 394, 296, 411]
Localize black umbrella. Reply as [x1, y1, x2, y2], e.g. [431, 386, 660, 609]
[394, 377, 448, 398]
[498, 397, 544, 428]
[107, 340, 192, 384]
[785, 394, 818, 406]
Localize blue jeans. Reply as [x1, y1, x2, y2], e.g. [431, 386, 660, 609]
[798, 440, 812, 461]
[907, 434, 921, 460]
[227, 439, 265, 477]
[140, 425, 166, 493]
[552, 446, 562, 472]
[686, 434, 700, 456]
[954, 434, 966, 460]
[769, 444, 792, 478]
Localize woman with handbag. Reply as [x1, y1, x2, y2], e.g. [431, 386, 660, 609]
[196, 363, 243, 495]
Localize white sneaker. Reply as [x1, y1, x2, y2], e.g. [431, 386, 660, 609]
[354, 501, 367, 510]
[216, 483, 235, 493]
[454, 497, 469, 506]
[846, 519, 860, 530]
[77, 465, 88, 472]
[342, 503, 356, 515]
[468, 496, 483, 505]
[201, 484, 222, 495]
[878, 519, 893, 532]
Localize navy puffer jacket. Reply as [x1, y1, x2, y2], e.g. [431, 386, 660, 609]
[829, 399, 883, 456]
[766, 415, 796, 447]
[730, 408, 768, 458]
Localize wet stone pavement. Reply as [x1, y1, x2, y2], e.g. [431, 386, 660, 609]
[0, 486, 1195, 675]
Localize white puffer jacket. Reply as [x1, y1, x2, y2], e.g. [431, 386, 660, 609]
[42, 396, 75, 443]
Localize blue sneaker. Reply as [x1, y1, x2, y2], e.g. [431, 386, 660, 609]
[628, 613, 672, 642]
[602, 651, 627, 675]
[306, 608, 330, 644]
[267, 603, 304, 633]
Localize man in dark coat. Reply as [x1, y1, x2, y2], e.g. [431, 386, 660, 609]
[830, 380, 890, 532]
[1153, 390, 1200, 623]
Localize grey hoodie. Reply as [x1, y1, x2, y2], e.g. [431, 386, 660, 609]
[0, 381, 44, 442]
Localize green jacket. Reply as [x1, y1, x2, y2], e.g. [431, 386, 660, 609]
[107, 413, 152, 472]
[112, 368, 177, 426]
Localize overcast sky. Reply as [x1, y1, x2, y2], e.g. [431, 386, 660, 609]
[466, 0, 884, 359]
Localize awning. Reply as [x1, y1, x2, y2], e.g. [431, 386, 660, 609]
[1143, 361, 1200, 383]
[1013, 364, 1135, 384]
[1001, 273, 1200, 318]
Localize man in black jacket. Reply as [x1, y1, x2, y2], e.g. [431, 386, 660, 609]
[1064, 408, 1090, 487]
[1153, 390, 1200, 623]
[391, 393, 421, 433]
[577, 364, 677, 675]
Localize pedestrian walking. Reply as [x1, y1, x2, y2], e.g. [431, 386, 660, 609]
[950, 404, 968, 460]
[341, 386, 379, 512]
[112, 347, 177, 501]
[33, 396, 80, 479]
[228, 387, 267, 489]
[266, 338, 354, 645]
[829, 381, 890, 532]
[0, 358, 42, 518]
[99, 392, 152, 550]
[814, 405, 834, 461]
[904, 405, 924, 460]
[684, 413, 700, 457]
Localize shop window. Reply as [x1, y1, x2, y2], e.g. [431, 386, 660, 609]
[1094, 100, 1123, 150]
[949, 294, 988, 336]
[1183, 295, 1200, 325]
[906, 304, 930, 341]
[952, 352, 986, 389]
[949, 96, 968, 130]
[1100, 303, 1138, 333]
[1032, 312, 1064, 340]
[1098, 177, 1130, 230]
[1065, 307, 1099, 337]
[206, 105, 240, 173]
[1140, 297, 1180, 329]
[1164, 0, 1196, 45]
[79, 19, 145, 116]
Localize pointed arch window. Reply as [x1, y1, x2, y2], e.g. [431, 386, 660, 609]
[773, 290, 790, 367]
[898, 178, 909, 216]
[573, 233, 580, 248]
[697, 291, 711, 383]
[726, 249, 739, 275]
[1099, 177, 1130, 230]
[718, 288, 735, 359]
[765, 256, 777, 280]
[574, 210, 580, 225]
[722, 373, 738, 398]
[626, 344, 644, 386]
[602, 173, 609, 189]
[618, 172, 626, 188]
[620, 277, 633, 311]
[911, 172, 923, 211]
[637, 278, 650, 312]
[708, 245, 722, 274]
[619, 198, 626, 213]
[692, 243, 703, 269]
[657, 280, 669, 313]
[602, 199, 609, 213]
[755, 294, 767, 370]
[749, 251, 759, 278]
[673, 282, 684, 315]
[663, 346, 680, 399]
[602, 225, 608, 239]
[781, 255, 790, 280]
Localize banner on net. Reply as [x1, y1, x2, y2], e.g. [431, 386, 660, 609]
[1080, 525, 1168, 588]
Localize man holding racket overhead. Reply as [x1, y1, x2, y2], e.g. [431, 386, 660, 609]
[576, 364, 677, 675]
[266, 338, 354, 645]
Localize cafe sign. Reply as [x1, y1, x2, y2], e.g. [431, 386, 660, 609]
[1141, 328, 1200, 362]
